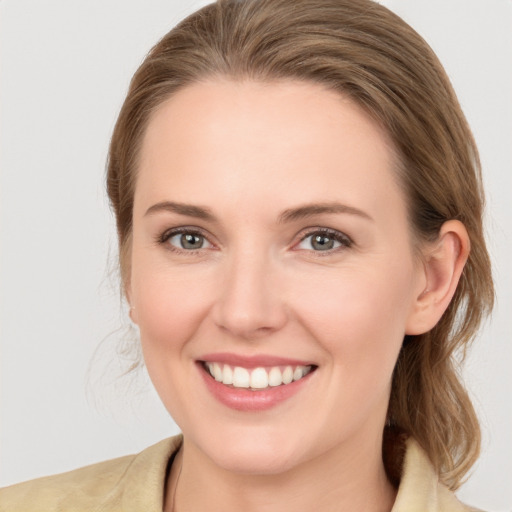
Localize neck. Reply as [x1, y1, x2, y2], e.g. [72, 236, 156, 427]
[165, 431, 397, 512]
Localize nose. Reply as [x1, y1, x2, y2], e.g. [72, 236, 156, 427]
[212, 250, 288, 340]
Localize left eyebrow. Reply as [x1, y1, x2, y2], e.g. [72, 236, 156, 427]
[278, 202, 373, 224]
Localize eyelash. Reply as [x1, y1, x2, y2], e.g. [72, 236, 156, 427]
[296, 227, 353, 255]
[157, 226, 353, 256]
[157, 227, 211, 256]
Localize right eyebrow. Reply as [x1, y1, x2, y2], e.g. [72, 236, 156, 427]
[144, 201, 216, 221]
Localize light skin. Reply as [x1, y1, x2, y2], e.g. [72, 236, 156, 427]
[128, 80, 469, 512]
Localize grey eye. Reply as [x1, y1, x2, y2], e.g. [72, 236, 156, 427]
[297, 231, 349, 252]
[168, 232, 211, 250]
[310, 234, 339, 251]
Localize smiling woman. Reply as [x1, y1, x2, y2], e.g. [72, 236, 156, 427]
[0, 0, 502, 511]
[130, 82, 426, 489]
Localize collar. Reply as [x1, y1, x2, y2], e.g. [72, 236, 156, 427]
[117, 435, 470, 512]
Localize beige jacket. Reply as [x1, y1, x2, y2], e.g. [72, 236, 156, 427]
[0, 435, 481, 511]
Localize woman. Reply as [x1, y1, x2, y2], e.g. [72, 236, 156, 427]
[0, 0, 496, 510]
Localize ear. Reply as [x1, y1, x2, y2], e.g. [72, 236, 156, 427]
[129, 305, 138, 324]
[405, 220, 470, 335]
[125, 284, 139, 325]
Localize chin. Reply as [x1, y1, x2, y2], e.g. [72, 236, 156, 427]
[190, 426, 310, 476]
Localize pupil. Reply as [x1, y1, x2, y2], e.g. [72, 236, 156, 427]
[181, 233, 202, 249]
[313, 235, 334, 251]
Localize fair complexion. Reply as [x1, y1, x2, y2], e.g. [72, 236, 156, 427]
[128, 80, 469, 512]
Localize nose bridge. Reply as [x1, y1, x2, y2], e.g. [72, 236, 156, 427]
[213, 244, 287, 339]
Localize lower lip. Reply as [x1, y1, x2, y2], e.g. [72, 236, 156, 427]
[198, 363, 314, 412]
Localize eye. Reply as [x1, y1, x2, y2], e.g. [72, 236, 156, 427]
[161, 229, 213, 251]
[296, 229, 352, 252]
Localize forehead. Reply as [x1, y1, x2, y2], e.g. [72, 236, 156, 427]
[135, 79, 403, 220]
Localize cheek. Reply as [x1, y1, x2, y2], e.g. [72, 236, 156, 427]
[131, 258, 215, 357]
[130, 261, 218, 422]
[291, 261, 415, 375]
[290, 264, 415, 435]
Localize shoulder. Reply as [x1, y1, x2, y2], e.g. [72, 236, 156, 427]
[0, 455, 134, 511]
[393, 437, 485, 512]
[0, 435, 182, 512]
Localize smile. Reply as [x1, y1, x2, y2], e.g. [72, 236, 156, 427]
[203, 362, 314, 390]
[198, 355, 317, 411]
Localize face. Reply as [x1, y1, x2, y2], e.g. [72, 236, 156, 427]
[129, 80, 426, 474]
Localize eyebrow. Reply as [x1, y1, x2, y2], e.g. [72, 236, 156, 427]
[278, 202, 373, 223]
[144, 200, 373, 223]
[145, 201, 216, 221]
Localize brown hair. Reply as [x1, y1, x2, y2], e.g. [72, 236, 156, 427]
[107, 0, 494, 489]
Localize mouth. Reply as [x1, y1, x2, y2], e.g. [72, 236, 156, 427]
[202, 361, 316, 390]
[197, 356, 317, 411]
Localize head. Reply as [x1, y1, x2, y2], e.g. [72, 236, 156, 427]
[107, 0, 493, 489]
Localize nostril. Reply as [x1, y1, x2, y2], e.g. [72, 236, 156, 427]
[216, 322, 280, 341]
[212, 295, 288, 340]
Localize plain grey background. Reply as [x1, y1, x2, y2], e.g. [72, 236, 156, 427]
[1, 1, 511, 510]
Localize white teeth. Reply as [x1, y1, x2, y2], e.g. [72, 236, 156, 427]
[250, 367, 268, 389]
[222, 364, 233, 385]
[282, 366, 293, 384]
[268, 367, 283, 387]
[205, 362, 313, 390]
[293, 366, 304, 381]
[213, 363, 223, 382]
[232, 367, 250, 388]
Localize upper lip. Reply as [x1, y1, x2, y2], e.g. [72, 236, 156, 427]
[198, 352, 316, 368]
